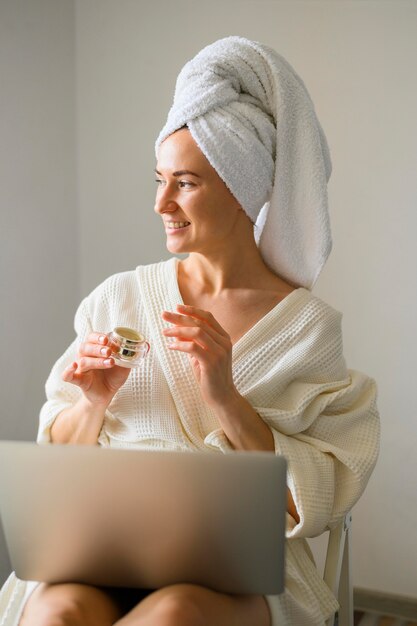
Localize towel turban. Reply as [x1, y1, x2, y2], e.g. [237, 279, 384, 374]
[155, 36, 332, 289]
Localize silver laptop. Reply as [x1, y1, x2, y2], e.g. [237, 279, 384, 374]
[0, 441, 286, 595]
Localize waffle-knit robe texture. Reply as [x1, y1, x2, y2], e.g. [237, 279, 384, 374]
[0, 257, 380, 626]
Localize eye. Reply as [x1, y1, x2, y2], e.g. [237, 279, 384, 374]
[155, 178, 165, 186]
[178, 180, 195, 188]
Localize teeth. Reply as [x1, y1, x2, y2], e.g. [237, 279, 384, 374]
[166, 221, 190, 229]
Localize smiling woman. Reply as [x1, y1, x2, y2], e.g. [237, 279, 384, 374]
[0, 35, 379, 626]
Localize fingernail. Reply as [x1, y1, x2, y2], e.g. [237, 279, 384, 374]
[99, 335, 106, 344]
[103, 358, 113, 365]
[101, 347, 109, 356]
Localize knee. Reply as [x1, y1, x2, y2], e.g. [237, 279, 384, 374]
[149, 585, 205, 626]
[20, 597, 85, 626]
[19, 591, 95, 626]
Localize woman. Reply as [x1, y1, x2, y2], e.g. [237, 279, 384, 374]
[0, 36, 379, 626]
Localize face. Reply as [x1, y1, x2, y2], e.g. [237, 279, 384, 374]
[154, 128, 245, 256]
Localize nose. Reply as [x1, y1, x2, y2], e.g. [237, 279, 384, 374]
[153, 184, 178, 216]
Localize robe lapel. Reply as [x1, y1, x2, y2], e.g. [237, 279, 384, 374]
[136, 259, 220, 450]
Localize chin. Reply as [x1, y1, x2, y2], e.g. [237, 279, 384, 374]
[166, 241, 189, 255]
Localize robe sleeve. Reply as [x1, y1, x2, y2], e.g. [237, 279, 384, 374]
[256, 371, 379, 537]
[252, 304, 380, 538]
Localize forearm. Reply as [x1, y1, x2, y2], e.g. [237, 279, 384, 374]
[212, 391, 300, 523]
[212, 389, 274, 452]
[50, 396, 107, 445]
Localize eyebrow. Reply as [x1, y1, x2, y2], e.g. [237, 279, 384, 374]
[154, 169, 201, 178]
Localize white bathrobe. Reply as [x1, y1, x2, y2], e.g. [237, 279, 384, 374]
[0, 257, 380, 626]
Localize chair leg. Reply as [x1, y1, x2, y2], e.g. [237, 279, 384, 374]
[337, 514, 353, 626]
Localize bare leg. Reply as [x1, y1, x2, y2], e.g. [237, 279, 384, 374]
[19, 582, 125, 626]
[115, 583, 271, 626]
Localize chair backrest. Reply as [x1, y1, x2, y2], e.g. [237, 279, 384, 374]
[324, 512, 354, 626]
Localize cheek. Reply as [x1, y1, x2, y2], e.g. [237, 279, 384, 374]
[213, 183, 242, 215]
[212, 195, 240, 223]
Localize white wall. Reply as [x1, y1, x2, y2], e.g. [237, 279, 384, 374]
[74, 0, 417, 598]
[0, 0, 79, 583]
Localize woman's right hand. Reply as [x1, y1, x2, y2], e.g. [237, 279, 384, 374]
[61, 332, 131, 408]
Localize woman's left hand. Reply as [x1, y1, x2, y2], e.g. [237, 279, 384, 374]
[161, 304, 237, 408]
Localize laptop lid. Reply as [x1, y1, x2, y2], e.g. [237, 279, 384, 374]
[0, 441, 286, 595]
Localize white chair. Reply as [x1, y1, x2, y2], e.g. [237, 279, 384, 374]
[323, 512, 354, 626]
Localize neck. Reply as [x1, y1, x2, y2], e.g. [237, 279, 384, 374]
[179, 243, 281, 297]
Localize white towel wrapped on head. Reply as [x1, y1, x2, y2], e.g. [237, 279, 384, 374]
[156, 36, 332, 289]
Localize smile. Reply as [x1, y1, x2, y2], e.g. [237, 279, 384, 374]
[165, 221, 191, 229]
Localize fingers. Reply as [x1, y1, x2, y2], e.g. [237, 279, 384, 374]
[166, 339, 209, 359]
[86, 332, 109, 345]
[161, 306, 232, 363]
[79, 340, 113, 360]
[176, 304, 229, 338]
[162, 323, 230, 352]
[62, 331, 115, 384]
[62, 357, 114, 384]
[61, 362, 79, 383]
[163, 325, 221, 352]
[163, 305, 230, 338]
[75, 356, 114, 372]
[161, 306, 231, 348]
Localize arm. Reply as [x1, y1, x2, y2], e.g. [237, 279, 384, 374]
[206, 390, 300, 523]
[47, 333, 130, 445]
[161, 304, 300, 523]
[50, 396, 107, 445]
[38, 286, 131, 445]
[162, 303, 379, 539]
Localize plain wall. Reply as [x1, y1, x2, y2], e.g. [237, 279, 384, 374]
[75, 0, 417, 597]
[0, 0, 79, 584]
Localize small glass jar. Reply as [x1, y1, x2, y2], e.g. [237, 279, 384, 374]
[106, 327, 150, 368]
